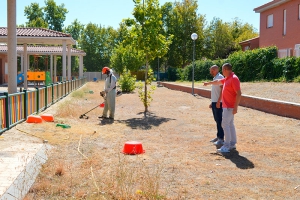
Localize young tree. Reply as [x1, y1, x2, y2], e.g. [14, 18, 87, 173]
[125, 0, 173, 112]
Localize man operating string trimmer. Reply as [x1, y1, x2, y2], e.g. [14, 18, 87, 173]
[99, 66, 117, 120]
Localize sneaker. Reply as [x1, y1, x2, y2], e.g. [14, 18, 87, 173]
[217, 146, 230, 153]
[213, 139, 224, 146]
[230, 145, 236, 150]
[210, 137, 218, 143]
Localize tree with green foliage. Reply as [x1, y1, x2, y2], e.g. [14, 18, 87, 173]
[44, 0, 68, 31]
[229, 18, 258, 50]
[204, 17, 234, 59]
[80, 23, 101, 72]
[64, 19, 84, 42]
[24, 2, 48, 28]
[115, 22, 130, 45]
[161, 0, 205, 68]
[110, 44, 144, 73]
[80, 23, 118, 72]
[125, 0, 173, 112]
[24, 0, 67, 31]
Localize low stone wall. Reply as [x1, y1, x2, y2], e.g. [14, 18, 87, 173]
[159, 82, 300, 120]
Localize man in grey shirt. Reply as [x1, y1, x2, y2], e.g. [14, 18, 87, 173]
[209, 65, 224, 145]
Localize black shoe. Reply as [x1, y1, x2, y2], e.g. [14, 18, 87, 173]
[108, 117, 114, 120]
[98, 116, 106, 119]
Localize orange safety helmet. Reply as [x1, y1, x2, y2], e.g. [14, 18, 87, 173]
[102, 66, 110, 74]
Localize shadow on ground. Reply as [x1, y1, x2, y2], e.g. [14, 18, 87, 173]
[211, 150, 255, 169]
[116, 112, 175, 129]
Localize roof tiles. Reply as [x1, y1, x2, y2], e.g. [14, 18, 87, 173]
[0, 45, 85, 55]
[0, 27, 71, 38]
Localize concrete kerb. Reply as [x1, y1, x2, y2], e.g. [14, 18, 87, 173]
[0, 140, 50, 200]
[159, 82, 300, 120]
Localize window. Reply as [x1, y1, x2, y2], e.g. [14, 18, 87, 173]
[267, 14, 273, 28]
[283, 9, 286, 35]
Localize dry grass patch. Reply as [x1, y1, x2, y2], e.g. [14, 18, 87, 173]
[22, 81, 300, 199]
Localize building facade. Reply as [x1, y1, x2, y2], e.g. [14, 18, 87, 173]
[254, 0, 300, 57]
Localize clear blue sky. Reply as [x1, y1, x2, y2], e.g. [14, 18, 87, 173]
[0, 0, 270, 31]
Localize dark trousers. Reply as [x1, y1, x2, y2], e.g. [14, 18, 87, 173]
[212, 102, 224, 140]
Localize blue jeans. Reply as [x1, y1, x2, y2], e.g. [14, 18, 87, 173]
[212, 102, 224, 140]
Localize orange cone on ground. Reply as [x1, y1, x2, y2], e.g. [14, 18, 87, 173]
[40, 114, 54, 122]
[26, 115, 43, 123]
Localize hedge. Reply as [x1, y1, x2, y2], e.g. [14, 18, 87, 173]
[173, 46, 300, 82]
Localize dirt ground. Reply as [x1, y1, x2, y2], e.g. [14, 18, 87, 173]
[15, 81, 300, 199]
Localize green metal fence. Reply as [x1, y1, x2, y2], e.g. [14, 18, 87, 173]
[0, 78, 87, 134]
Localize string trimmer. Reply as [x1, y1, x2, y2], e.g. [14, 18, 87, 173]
[79, 103, 104, 119]
[79, 89, 122, 119]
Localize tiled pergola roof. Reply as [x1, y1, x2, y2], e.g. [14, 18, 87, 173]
[0, 45, 86, 56]
[0, 27, 76, 45]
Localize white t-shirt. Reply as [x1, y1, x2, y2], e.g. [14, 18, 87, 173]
[211, 72, 224, 102]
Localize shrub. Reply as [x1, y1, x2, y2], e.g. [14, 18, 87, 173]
[119, 69, 136, 92]
[168, 46, 300, 82]
[293, 75, 300, 83]
[227, 46, 278, 81]
[272, 57, 300, 82]
[181, 59, 220, 81]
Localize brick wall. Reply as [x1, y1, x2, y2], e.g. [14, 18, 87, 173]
[259, 0, 300, 50]
[159, 82, 300, 120]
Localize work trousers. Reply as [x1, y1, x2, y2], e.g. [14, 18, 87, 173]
[221, 108, 237, 148]
[102, 89, 116, 118]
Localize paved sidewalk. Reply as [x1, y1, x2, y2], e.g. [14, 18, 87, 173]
[0, 126, 48, 200]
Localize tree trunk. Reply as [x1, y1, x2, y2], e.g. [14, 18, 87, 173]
[144, 56, 148, 112]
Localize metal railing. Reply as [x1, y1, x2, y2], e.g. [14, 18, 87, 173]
[0, 77, 87, 134]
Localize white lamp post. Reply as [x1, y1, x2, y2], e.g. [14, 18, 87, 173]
[191, 33, 198, 95]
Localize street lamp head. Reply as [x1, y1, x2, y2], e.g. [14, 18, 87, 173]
[191, 33, 198, 41]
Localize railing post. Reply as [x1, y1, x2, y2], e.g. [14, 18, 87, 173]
[4, 92, 10, 130]
[36, 88, 40, 113]
[64, 81, 67, 97]
[60, 82, 63, 99]
[45, 85, 48, 109]
[67, 80, 69, 94]
[23, 89, 28, 119]
[51, 83, 54, 104]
